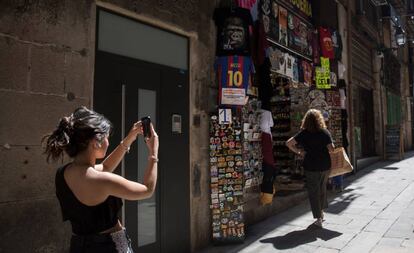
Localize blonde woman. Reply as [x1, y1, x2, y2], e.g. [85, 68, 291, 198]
[286, 109, 334, 227]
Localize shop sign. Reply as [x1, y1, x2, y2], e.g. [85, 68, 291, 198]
[385, 125, 404, 160]
[287, 0, 312, 18]
[221, 88, 246, 105]
[315, 67, 331, 89]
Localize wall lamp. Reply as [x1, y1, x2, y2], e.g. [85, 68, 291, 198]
[395, 26, 406, 46]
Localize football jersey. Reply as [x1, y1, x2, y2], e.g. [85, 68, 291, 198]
[319, 27, 334, 59]
[215, 56, 255, 90]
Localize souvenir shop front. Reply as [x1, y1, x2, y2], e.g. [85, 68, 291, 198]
[209, 0, 349, 243]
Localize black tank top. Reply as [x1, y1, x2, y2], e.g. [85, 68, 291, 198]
[55, 164, 122, 235]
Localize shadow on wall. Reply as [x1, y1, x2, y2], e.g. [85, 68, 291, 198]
[260, 225, 342, 250]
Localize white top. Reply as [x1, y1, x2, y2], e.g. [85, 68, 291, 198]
[260, 109, 274, 134]
[338, 61, 346, 79]
[339, 89, 346, 109]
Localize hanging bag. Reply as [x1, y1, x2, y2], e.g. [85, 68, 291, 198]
[329, 147, 353, 177]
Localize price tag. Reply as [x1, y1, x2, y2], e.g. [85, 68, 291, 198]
[219, 109, 232, 124]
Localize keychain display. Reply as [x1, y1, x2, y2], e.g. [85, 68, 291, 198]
[290, 83, 310, 131]
[242, 98, 263, 188]
[270, 75, 293, 175]
[326, 90, 343, 147]
[210, 113, 245, 243]
[328, 108, 343, 147]
[326, 90, 341, 108]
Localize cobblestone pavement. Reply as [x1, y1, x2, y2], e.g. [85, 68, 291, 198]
[197, 152, 414, 253]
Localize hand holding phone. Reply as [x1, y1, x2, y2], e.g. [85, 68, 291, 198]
[141, 116, 152, 139]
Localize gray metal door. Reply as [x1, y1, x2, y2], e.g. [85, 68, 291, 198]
[94, 51, 190, 253]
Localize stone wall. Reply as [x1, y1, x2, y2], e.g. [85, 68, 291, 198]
[0, 1, 94, 252]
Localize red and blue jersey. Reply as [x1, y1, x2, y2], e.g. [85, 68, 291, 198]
[215, 56, 255, 90]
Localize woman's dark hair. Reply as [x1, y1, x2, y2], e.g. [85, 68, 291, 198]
[42, 106, 112, 162]
[300, 109, 327, 133]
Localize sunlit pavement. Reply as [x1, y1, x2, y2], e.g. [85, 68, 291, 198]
[197, 152, 414, 253]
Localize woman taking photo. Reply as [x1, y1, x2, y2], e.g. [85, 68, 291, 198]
[286, 109, 334, 228]
[43, 106, 159, 252]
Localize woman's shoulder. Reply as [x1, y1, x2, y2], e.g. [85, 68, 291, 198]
[320, 128, 332, 135]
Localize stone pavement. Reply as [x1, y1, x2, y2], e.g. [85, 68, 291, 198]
[197, 152, 414, 253]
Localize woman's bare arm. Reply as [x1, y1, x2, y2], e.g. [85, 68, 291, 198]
[98, 170, 157, 200]
[100, 123, 159, 200]
[286, 137, 305, 156]
[327, 143, 335, 152]
[98, 122, 143, 173]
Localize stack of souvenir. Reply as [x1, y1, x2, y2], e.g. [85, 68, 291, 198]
[328, 109, 343, 147]
[242, 98, 263, 188]
[326, 90, 343, 146]
[209, 115, 245, 243]
[270, 75, 293, 174]
[289, 83, 310, 178]
[290, 83, 310, 131]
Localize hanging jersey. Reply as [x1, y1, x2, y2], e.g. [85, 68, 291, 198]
[260, 109, 274, 135]
[213, 7, 254, 56]
[238, 0, 259, 21]
[215, 55, 255, 90]
[319, 27, 334, 59]
[238, 0, 257, 9]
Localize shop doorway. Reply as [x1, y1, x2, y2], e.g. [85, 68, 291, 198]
[353, 86, 376, 157]
[94, 9, 190, 253]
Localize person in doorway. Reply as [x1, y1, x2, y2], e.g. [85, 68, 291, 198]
[286, 109, 334, 228]
[42, 106, 159, 253]
[332, 175, 344, 192]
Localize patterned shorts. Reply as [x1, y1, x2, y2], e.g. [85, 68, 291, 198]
[70, 228, 134, 253]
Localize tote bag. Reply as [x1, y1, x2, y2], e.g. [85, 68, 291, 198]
[329, 147, 353, 178]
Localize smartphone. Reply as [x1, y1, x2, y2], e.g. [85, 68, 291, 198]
[141, 116, 152, 139]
